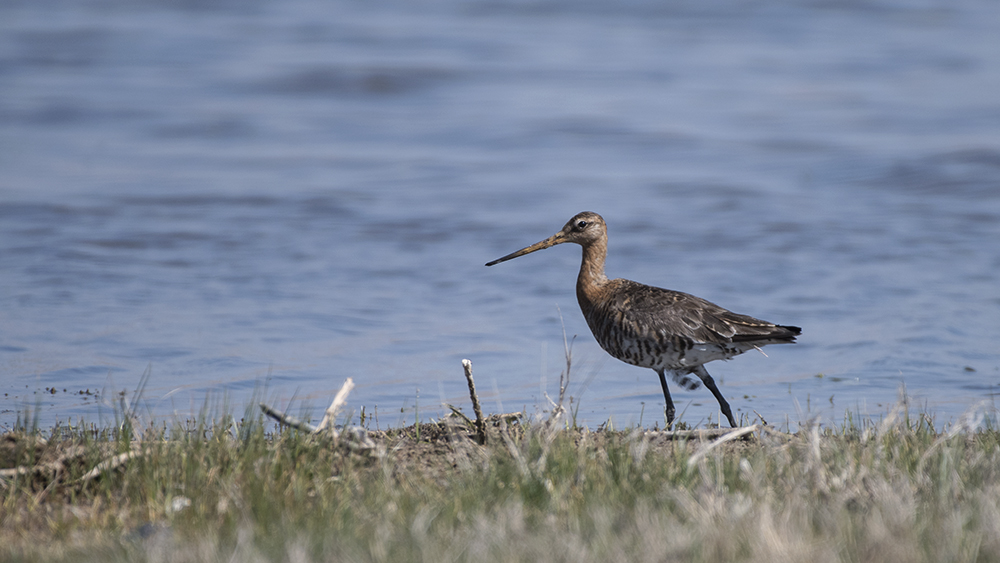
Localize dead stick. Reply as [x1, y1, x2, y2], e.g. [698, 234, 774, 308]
[686, 425, 760, 468]
[445, 404, 475, 427]
[753, 409, 768, 426]
[259, 403, 318, 432]
[462, 359, 486, 444]
[314, 377, 355, 436]
[80, 448, 146, 482]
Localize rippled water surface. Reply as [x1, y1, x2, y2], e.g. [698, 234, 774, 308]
[2, 0, 999, 430]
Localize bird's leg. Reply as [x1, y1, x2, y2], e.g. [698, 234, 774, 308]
[694, 366, 737, 428]
[656, 369, 676, 429]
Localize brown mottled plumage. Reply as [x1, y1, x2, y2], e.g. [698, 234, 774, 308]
[486, 211, 800, 428]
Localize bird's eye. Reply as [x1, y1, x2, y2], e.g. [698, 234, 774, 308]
[576, 220, 588, 230]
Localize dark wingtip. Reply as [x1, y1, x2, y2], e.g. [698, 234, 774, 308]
[732, 324, 801, 344]
[777, 325, 802, 343]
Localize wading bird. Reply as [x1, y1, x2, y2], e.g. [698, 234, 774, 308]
[486, 211, 800, 428]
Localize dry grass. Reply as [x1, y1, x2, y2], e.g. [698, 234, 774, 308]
[2, 401, 999, 562]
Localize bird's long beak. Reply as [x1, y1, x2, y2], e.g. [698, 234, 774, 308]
[485, 232, 567, 266]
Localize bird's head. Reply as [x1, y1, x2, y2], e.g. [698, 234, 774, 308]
[486, 211, 606, 266]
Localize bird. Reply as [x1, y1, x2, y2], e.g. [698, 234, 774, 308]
[486, 211, 800, 428]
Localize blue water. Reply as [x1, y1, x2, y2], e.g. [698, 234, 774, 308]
[2, 0, 999, 430]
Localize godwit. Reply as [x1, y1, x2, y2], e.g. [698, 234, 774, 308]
[486, 211, 800, 428]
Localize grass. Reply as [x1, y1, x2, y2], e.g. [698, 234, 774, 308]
[2, 400, 1000, 562]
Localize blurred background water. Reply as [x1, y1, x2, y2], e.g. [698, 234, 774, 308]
[2, 0, 999, 430]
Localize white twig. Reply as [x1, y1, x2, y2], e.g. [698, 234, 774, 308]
[80, 448, 146, 482]
[0, 465, 51, 480]
[314, 378, 355, 437]
[260, 377, 362, 444]
[686, 425, 759, 468]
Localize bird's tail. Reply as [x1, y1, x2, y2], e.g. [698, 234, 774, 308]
[731, 324, 801, 344]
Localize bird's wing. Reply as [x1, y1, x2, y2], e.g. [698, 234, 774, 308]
[609, 280, 796, 345]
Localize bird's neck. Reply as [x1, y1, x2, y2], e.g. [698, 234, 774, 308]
[575, 240, 609, 314]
